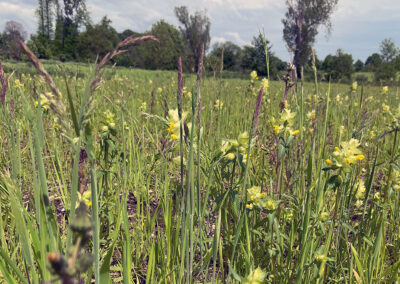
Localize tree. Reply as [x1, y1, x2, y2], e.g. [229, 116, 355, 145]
[1, 21, 27, 60]
[141, 20, 184, 70]
[36, 0, 54, 40]
[4, 21, 27, 42]
[76, 16, 119, 61]
[322, 49, 354, 81]
[114, 29, 143, 67]
[241, 35, 286, 79]
[354, 59, 364, 72]
[379, 38, 399, 63]
[53, 0, 90, 59]
[174, 6, 210, 72]
[209, 41, 243, 72]
[282, 0, 338, 78]
[365, 53, 382, 72]
[374, 62, 396, 82]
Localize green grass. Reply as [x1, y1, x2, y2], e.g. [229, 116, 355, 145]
[0, 53, 400, 283]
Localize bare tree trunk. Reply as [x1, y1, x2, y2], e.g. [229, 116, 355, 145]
[294, 10, 303, 79]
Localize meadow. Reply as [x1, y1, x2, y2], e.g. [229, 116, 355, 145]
[0, 39, 399, 284]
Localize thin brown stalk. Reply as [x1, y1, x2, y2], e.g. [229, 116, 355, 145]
[91, 35, 159, 94]
[0, 61, 9, 106]
[253, 87, 264, 132]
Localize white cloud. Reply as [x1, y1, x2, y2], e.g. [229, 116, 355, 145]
[225, 31, 249, 46]
[210, 36, 227, 46]
[0, 2, 36, 34]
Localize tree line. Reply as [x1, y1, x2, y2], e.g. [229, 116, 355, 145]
[0, 0, 400, 82]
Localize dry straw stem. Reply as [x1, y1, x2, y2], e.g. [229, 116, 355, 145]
[91, 35, 159, 94]
[19, 41, 62, 101]
[18, 41, 71, 135]
[252, 86, 263, 132]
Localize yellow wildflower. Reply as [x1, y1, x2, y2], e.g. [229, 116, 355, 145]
[273, 125, 280, 135]
[243, 267, 266, 284]
[250, 70, 258, 81]
[260, 78, 269, 91]
[332, 138, 364, 171]
[214, 99, 224, 110]
[382, 103, 390, 113]
[307, 110, 316, 120]
[351, 81, 358, 93]
[14, 79, 24, 89]
[355, 180, 366, 199]
[263, 198, 277, 211]
[291, 130, 300, 136]
[139, 102, 147, 111]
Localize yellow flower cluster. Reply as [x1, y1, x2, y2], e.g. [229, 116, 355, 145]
[355, 180, 366, 200]
[246, 186, 277, 211]
[327, 138, 364, 172]
[390, 170, 400, 192]
[14, 79, 24, 89]
[382, 103, 390, 113]
[382, 86, 389, 94]
[250, 70, 258, 82]
[167, 108, 187, 141]
[139, 102, 147, 111]
[77, 190, 92, 208]
[351, 81, 358, 93]
[260, 78, 269, 91]
[272, 108, 299, 136]
[219, 132, 252, 163]
[101, 110, 116, 133]
[214, 99, 224, 110]
[243, 267, 266, 284]
[35, 93, 51, 110]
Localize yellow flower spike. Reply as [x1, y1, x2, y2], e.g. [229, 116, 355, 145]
[250, 70, 258, 81]
[355, 180, 366, 199]
[167, 128, 174, 133]
[171, 134, 178, 140]
[244, 267, 266, 284]
[263, 198, 277, 211]
[325, 159, 333, 166]
[260, 78, 269, 91]
[351, 81, 358, 93]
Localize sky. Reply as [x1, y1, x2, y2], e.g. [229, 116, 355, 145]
[1, 0, 400, 62]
